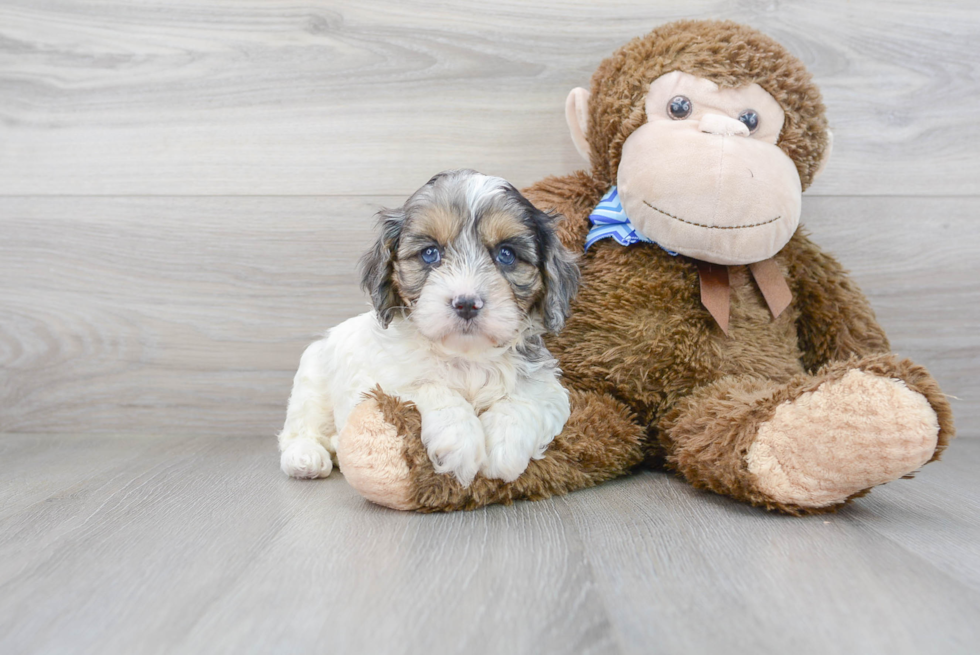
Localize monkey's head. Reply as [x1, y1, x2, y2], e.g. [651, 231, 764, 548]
[566, 20, 832, 265]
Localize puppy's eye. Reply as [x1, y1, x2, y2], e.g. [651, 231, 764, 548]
[738, 109, 760, 134]
[495, 246, 516, 266]
[667, 96, 692, 120]
[420, 246, 441, 266]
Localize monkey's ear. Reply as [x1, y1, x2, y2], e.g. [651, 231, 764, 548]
[565, 87, 591, 165]
[812, 129, 834, 182]
[359, 208, 405, 328]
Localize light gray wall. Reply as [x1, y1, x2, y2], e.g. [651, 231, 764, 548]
[1, 0, 977, 435]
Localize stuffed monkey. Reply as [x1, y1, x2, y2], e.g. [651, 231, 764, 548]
[335, 19, 954, 514]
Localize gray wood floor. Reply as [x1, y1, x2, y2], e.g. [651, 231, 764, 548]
[2, 2, 979, 654]
[1, 434, 978, 655]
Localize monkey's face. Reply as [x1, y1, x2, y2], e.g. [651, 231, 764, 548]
[616, 71, 803, 265]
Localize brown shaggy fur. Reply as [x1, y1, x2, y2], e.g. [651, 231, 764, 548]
[368, 387, 645, 512]
[346, 20, 953, 514]
[586, 19, 830, 191]
[660, 354, 954, 515]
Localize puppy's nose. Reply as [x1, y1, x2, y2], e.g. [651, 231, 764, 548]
[451, 295, 484, 320]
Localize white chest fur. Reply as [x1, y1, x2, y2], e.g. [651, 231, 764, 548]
[318, 312, 547, 430]
[281, 310, 570, 486]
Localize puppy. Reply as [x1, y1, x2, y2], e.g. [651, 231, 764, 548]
[278, 169, 580, 487]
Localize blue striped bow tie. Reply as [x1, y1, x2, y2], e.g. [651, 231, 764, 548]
[585, 187, 676, 256]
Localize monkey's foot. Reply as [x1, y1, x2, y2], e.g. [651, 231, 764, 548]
[745, 369, 940, 509]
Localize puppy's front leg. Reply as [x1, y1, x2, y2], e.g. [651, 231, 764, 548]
[279, 339, 336, 479]
[480, 376, 570, 482]
[405, 384, 486, 488]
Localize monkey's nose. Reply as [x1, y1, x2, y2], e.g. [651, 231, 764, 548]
[451, 295, 484, 320]
[699, 113, 750, 137]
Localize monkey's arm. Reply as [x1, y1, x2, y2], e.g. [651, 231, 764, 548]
[337, 387, 645, 512]
[522, 172, 607, 251]
[783, 229, 891, 372]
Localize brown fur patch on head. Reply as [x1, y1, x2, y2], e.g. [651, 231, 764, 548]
[502, 258, 544, 313]
[478, 209, 546, 313]
[410, 205, 462, 247]
[587, 20, 829, 190]
[392, 212, 452, 307]
[478, 210, 533, 246]
[390, 257, 426, 307]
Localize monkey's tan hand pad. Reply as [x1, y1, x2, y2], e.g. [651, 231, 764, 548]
[336, 398, 420, 511]
[746, 370, 940, 508]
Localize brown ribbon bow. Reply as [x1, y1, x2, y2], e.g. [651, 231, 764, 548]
[695, 257, 793, 335]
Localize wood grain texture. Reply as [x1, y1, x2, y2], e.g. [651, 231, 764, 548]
[560, 440, 980, 655]
[1, 433, 978, 655]
[0, 434, 618, 655]
[801, 196, 980, 433]
[0, 0, 978, 196]
[0, 196, 386, 435]
[1, 195, 976, 436]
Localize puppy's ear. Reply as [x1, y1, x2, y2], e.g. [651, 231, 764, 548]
[359, 208, 405, 328]
[536, 210, 580, 333]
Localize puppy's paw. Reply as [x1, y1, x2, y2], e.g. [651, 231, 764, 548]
[280, 439, 333, 479]
[420, 407, 486, 487]
[479, 409, 536, 483]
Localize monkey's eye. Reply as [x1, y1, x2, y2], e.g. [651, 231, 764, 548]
[420, 246, 441, 266]
[738, 109, 760, 134]
[495, 246, 516, 266]
[667, 96, 692, 120]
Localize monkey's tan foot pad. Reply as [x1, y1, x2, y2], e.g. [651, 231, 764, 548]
[336, 399, 421, 511]
[746, 369, 940, 509]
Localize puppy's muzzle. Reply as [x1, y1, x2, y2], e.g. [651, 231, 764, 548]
[451, 295, 484, 320]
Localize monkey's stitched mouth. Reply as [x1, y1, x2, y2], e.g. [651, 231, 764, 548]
[643, 201, 781, 230]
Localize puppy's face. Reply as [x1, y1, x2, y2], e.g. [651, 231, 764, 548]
[360, 170, 579, 354]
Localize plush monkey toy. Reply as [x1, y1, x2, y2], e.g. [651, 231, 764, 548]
[336, 19, 954, 514]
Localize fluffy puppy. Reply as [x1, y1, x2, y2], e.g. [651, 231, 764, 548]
[278, 169, 580, 487]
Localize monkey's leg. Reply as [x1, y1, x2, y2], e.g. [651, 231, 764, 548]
[337, 388, 645, 512]
[659, 354, 954, 515]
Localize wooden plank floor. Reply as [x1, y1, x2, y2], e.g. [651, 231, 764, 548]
[1, 434, 978, 655]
